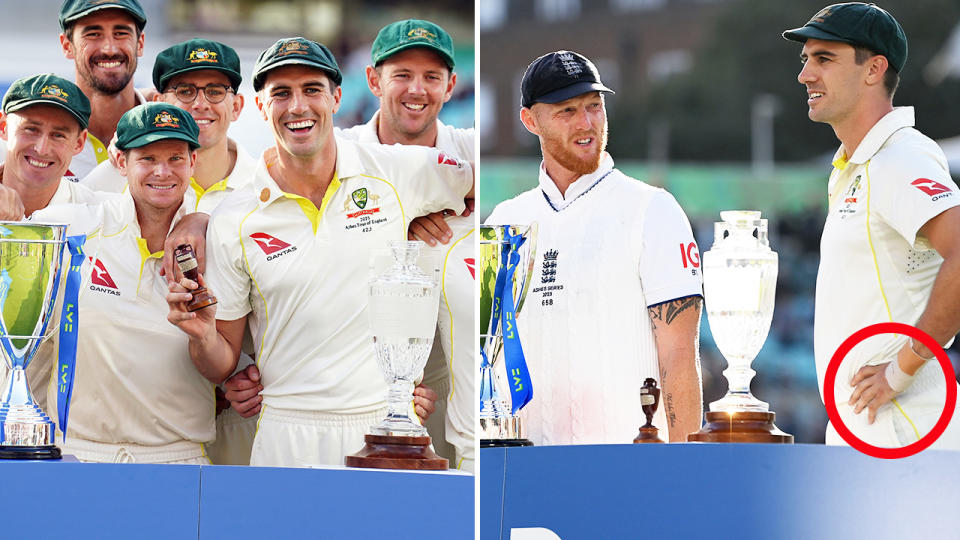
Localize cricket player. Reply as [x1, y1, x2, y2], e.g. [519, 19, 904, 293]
[166, 37, 473, 468]
[784, 2, 960, 448]
[485, 51, 704, 445]
[224, 20, 476, 471]
[34, 102, 216, 463]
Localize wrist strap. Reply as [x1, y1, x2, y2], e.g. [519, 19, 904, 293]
[885, 360, 914, 393]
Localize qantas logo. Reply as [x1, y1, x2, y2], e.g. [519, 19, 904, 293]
[250, 233, 297, 261]
[88, 258, 120, 296]
[465, 258, 475, 279]
[912, 178, 953, 199]
[437, 152, 463, 169]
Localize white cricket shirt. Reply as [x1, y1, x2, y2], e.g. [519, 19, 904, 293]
[204, 136, 472, 413]
[486, 154, 703, 445]
[815, 107, 960, 447]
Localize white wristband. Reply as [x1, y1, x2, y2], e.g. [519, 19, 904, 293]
[885, 360, 914, 394]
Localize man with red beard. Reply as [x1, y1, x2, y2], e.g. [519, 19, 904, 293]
[485, 51, 704, 445]
[57, 0, 148, 180]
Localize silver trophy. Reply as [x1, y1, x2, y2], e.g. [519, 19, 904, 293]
[689, 211, 792, 443]
[0, 222, 68, 459]
[345, 240, 447, 469]
[479, 224, 537, 446]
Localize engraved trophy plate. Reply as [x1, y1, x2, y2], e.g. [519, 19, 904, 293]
[689, 211, 792, 443]
[479, 224, 537, 446]
[345, 241, 447, 470]
[0, 222, 68, 459]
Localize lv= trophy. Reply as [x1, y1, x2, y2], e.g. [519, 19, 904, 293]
[479, 224, 537, 447]
[688, 211, 793, 443]
[0, 223, 70, 459]
[346, 240, 447, 470]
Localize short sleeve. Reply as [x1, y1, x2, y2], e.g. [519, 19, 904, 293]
[203, 208, 252, 321]
[639, 191, 704, 307]
[870, 144, 960, 247]
[391, 146, 472, 219]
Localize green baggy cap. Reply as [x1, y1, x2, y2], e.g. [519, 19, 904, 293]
[371, 19, 455, 70]
[782, 2, 907, 73]
[116, 102, 199, 151]
[3, 74, 91, 130]
[252, 37, 342, 91]
[154, 38, 242, 92]
[59, 0, 147, 31]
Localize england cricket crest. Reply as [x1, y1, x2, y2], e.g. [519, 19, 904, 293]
[541, 249, 558, 283]
[352, 188, 368, 209]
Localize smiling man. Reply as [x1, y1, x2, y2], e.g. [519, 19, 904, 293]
[31, 102, 218, 463]
[57, 0, 148, 179]
[485, 51, 704, 445]
[783, 3, 960, 449]
[166, 37, 473, 468]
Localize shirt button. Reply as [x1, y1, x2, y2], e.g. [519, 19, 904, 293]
[260, 188, 270, 202]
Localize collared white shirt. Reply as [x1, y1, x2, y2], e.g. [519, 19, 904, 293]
[815, 107, 960, 447]
[35, 193, 215, 446]
[337, 110, 474, 165]
[486, 154, 702, 445]
[204, 136, 471, 413]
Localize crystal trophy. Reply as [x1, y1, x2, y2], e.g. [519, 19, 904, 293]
[345, 241, 447, 469]
[688, 211, 792, 443]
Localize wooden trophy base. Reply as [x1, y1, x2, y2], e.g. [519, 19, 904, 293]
[633, 426, 664, 444]
[688, 411, 793, 443]
[345, 434, 448, 470]
[187, 288, 217, 312]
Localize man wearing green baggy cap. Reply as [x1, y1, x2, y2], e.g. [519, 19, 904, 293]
[56, 0, 150, 180]
[0, 73, 110, 415]
[784, 3, 960, 449]
[165, 37, 473, 468]
[32, 102, 223, 463]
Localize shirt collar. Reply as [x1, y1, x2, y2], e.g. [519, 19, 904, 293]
[846, 106, 915, 165]
[365, 109, 449, 149]
[538, 153, 615, 210]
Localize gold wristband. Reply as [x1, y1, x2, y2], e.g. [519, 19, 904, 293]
[909, 339, 936, 362]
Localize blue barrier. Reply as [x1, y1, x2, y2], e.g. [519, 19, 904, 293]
[481, 443, 960, 540]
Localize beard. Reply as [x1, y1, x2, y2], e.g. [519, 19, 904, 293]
[79, 54, 136, 95]
[540, 123, 608, 176]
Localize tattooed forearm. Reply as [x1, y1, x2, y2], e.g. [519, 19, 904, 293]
[660, 366, 678, 428]
[647, 296, 701, 328]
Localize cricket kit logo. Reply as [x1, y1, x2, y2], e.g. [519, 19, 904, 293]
[408, 27, 437, 42]
[153, 111, 181, 129]
[250, 232, 296, 261]
[188, 48, 219, 64]
[39, 85, 69, 103]
[541, 249, 558, 283]
[88, 257, 120, 296]
[838, 175, 862, 217]
[912, 178, 953, 200]
[343, 188, 383, 220]
[680, 242, 700, 275]
[465, 258, 475, 279]
[437, 152, 464, 169]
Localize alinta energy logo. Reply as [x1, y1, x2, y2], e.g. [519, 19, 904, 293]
[250, 232, 297, 261]
[88, 257, 120, 296]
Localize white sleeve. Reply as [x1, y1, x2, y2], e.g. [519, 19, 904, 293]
[391, 146, 472, 219]
[203, 209, 252, 321]
[870, 146, 960, 247]
[78, 161, 127, 194]
[639, 191, 704, 307]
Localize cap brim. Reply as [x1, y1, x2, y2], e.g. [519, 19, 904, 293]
[782, 25, 852, 44]
[65, 5, 146, 27]
[119, 131, 198, 151]
[158, 66, 242, 92]
[375, 43, 455, 70]
[535, 81, 615, 106]
[6, 100, 87, 130]
[254, 58, 341, 90]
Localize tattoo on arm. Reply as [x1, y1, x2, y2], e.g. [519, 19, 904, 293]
[660, 366, 678, 428]
[647, 296, 702, 330]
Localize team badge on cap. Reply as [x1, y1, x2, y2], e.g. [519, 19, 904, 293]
[154, 111, 180, 129]
[407, 27, 437, 41]
[812, 7, 833, 23]
[188, 48, 218, 64]
[280, 41, 309, 56]
[39, 85, 69, 103]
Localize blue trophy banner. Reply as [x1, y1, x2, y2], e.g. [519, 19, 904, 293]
[57, 235, 85, 438]
[498, 226, 533, 414]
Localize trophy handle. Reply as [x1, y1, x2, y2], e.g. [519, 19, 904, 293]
[513, 222, 538, 315]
